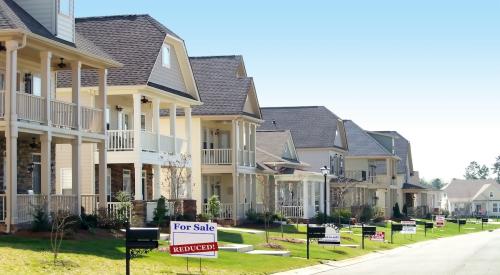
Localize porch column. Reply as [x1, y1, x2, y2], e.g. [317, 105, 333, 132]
[246, 123, 251, 166]
[98, 69, 108, 209]
[232, 172, 239, 223]
[40, 134, 51, 214]
[134, 162, 143, 200]
[5, 40, 19, 229]
[326, 180, 331, 215]
[251, 174, 256, 209]
[152, 98, 160, 152]
[97, 142, 107, 209]
[40, 51, 52, 125]
[132, 93, 142, 152]
[251, 124, 256, 167]
[153, 165, 161, 200]
[274, 181, 279, 214]
[302, 181, 309, 219]
[169, 103, 177, 153]
[184, 107, 192, 155]
[238, 121, 244, 166]
[72, 137, 82, 215]
[72, 61, 82, 130]
[319, 179, 325, 213]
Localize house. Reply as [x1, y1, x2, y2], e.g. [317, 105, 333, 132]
[442, 179, 500, 217]
[0, 0, 121, 233]
[259, 106, 348, 215]
[160, 55, 262, 224]
[255, 130, 332, 220]
[56, 14, 201, 223]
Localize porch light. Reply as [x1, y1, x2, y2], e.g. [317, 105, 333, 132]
[320, 166, 330, 176]
[57, 58, 67, 69]
[115, 105, 124, 112]
[320, 165, 330, 215]
[141, 96, 151, 104]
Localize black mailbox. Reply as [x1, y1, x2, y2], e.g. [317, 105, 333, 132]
[482, 218, 489, 223]
[362, 226, 376, 236]
[126, 227, 160, 249]
[458, 219, 466, 225]
[307, 226, 326, 238]
[392, 223, 403, 232]
[425, 222, 434, 229]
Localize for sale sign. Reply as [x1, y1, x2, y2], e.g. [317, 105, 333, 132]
[318, 226, 340, 246]
[170, 221, 218, 258]
[435, 215, 445, 228]
[401, 221, 417, 235]
[370, 231, 385, 242]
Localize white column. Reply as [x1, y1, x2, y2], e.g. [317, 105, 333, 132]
[184, 107, 192, 155]
[72, 137, 82, 215]
[238, 121, 244, 166]
[326, 180, 331, 215]
[72, 61, 82, 130]
[319, 180, 325, 213]
[275, 181, 279, 214]
[40, 134, 51, 213]
[251, 124, 256, 167]
[152, 98, 160, 152]
[98, 69, 108, 209]
[132, 93, 142, 152]
[169, 103, 177, 153]
[5, 40, 18, 229]
[134, 162, 143, 200]
[153, 165, 161, 200]
[40, 51, 52, 125]
[232, 172, 239, 223]
[303, 181, 309, 219]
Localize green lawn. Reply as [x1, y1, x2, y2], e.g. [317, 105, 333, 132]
[0, 220, 497, 274]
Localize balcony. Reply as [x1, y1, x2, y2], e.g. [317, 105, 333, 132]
[107, 129, 184, 154]
[0, 91, 103, 134]
[201, 149, 232, 165]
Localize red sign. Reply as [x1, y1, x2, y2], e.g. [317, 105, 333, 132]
[370, 231, 385, 242]
[170, 242, 218, 255]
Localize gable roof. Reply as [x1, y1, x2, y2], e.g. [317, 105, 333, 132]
[260, 106, 345, 149]
[188, 55, 261, 118]
[0, 0, 115, 63]
[443, 179, 498, 202]
[344, 120, 393, 157]
[56, 14, 194, 99]
[256, 130, 299, 163]
[374, 131, 411, 174]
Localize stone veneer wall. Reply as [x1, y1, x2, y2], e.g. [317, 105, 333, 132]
[97, 163, 153, 201]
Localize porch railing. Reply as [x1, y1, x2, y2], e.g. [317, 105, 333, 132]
[17, 194, 46, 224]
[277, 205, 304, 218]
[108, 130, 134, 151]
[106, 202, 132, 221]
[0, 194, 5, 222]
[141, 131, 157, 152]
[17, 93, 46, 123]
[81, 194, 98, 215]
[203, 203, 233, 220]
[50, 195, 78, 215]
[202, 149, 232, 165]
[81, 106, 103, 133]
[50, 99, 77, 129]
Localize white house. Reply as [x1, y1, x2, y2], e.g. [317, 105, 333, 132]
[442, 179, 500, 217]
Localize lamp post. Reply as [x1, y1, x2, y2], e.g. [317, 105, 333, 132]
[320, 166, 330, 215]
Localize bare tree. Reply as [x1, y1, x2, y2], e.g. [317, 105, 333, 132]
[330, 176, 360, 225]
[50, 211, 76, 265]
[256, 174, 272, 243]
[162, 154, 192, 218]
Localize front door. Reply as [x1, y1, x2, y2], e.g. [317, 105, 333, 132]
[31, 154, 41, 194]
[475, 204, 482, 214]
[142, 170, 147, 201]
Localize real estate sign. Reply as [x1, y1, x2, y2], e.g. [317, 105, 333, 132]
[170, 221, 218, 258]
[318, 226, 340, 246]
[370, 231, 385, 242]
[401, 221, 417, 234]
[435, 215, 446, 227]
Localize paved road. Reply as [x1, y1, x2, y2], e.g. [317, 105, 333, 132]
[315, 229, 500, 275]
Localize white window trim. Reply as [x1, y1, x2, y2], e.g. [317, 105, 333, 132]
[162, 44, 171, 68]
[58, 0, 73, 17]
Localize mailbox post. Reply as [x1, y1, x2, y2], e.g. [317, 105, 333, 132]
[424, 222, 433, 237]
[306, 223, 325, 259]
[361, 225, 376, 249]
[391, 223, 403, 243]
[458, 219, 466, 232]
[482, 218, 488, 230]
[125, 223, 160, 275]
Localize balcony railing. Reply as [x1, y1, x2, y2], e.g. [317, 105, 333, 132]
[107, 130, 184, 155]
[51, 99, 77, 129]
[141, 131, 157, 152]
[81, 106, 103, 132]
[17, 92, 46, 123]
[108, 130, 134, 151]
[202, 149, 232, 165]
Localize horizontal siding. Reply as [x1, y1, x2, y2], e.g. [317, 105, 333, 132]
[57, 13, 74, 42]
[149, 43, 187, 93]
[13, 0, 56, 33]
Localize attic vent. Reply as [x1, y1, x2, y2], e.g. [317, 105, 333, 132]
[272, 120, 278, 128]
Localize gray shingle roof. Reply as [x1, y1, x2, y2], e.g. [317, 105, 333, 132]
[189, 56, 256, 117]
[443, 179, 497, 201]
[259, 106, 341, 149]
[0, 0, 115, 62]
[57, 14, 190, 98]
[256, 130, 299, 163]
[374, 131, 411, 174]
[344, 120, 393, 157]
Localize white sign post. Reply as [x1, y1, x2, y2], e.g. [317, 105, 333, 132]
[170, 221, 218, 259]
[401, 221, 417, 235]
[318, 226, 341, 246]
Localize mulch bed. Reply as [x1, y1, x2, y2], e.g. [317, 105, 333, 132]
[271, 237, 305, 244]
[13, 228, 122, 241]
[262, 243, 285, 250]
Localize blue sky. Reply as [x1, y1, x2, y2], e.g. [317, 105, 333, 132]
[77, 0, 500, 182]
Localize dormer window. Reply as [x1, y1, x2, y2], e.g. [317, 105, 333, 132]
[58, 0, 72, 16]
[162, 44, 171, 68]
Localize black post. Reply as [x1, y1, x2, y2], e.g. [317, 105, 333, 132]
[425, 225, 427, 237]
[306, 223, 310, 259]
[458, 219, 461, 233]
[361, 224, 365, 250]
[323, 174, 327, 216]
[125, 222, 130, 275]
[482, 219, 484, 230]
[391, 223, 394, 244]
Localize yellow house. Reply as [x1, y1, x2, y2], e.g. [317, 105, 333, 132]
[161, 55, 263, 224]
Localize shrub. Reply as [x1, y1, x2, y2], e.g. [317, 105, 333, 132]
[246, 209, 259, 223]
[359, 205, 374, 223]
[314, 212, 331, 224]
[197, 213, 211, 222]
[32, 205, 50, 232]
[272, 212, 286, 222]
[153, 196, 168, 227]
[207, 196, 221, 220]
[81, 213, 98, 230]
[393, 203, 403, 218]
[402, 204, 408, 217]
[331, 209, 352, 224]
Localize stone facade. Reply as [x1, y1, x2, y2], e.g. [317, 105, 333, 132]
[97, 163, 153, 201]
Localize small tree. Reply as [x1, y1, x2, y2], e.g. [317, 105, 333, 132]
[256, 174, 272, 244]
[331, 176, 360, 226]
[465, 161, 490, 180]
[50, 211, 76, 265]
[493, 156, 500, 184]
[153, 196, 168, 228]
[402, 204, 408, 217]
[392, 202, 403, 219]
[115, 191, 131, 225]
[162, 154, 192, 218]
[431, 178, 444, 190]
[207, 195, 221, 220]
[32, 200, 50, 232]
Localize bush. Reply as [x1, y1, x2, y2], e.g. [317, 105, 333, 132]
[246, 209, 259, 223]
[331, 209, 352, 224]
[153, 196, 168, 227]
[359, 205, 374, 223]
[32, 206, 50, 232]
[197, 213, 211, 222]
[81, 213, 98, 230]
[96, 209, 123, 229]
[402, 204, 408, 217]
[272, 212, 286, 222]
[393, 203, 403, 218]
[207, 196, 221, 220]
[314, 212, 331, 224]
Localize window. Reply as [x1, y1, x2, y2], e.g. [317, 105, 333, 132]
[490, 192, 494, 198]
[494, 203, 498, 213]
[162, 44, 171, 68]
[61, 168, 72, 195]
[0, 71, 5, 90]
[140, 114, 146, 131]
[106, 168, 112, 201]
[105, 108, 110, 130]
[123, 170, 131, 194]
[32, 75, 41, 96]
[59, 0, 72, 16]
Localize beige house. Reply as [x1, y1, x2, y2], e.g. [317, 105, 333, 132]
[442, 179, 500, 217]
[0, 0, 120, 232]
[160, 55, 263, 224]
[56, 14, 201, 219]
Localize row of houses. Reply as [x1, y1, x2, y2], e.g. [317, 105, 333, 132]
[0, 0, 442, 232]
